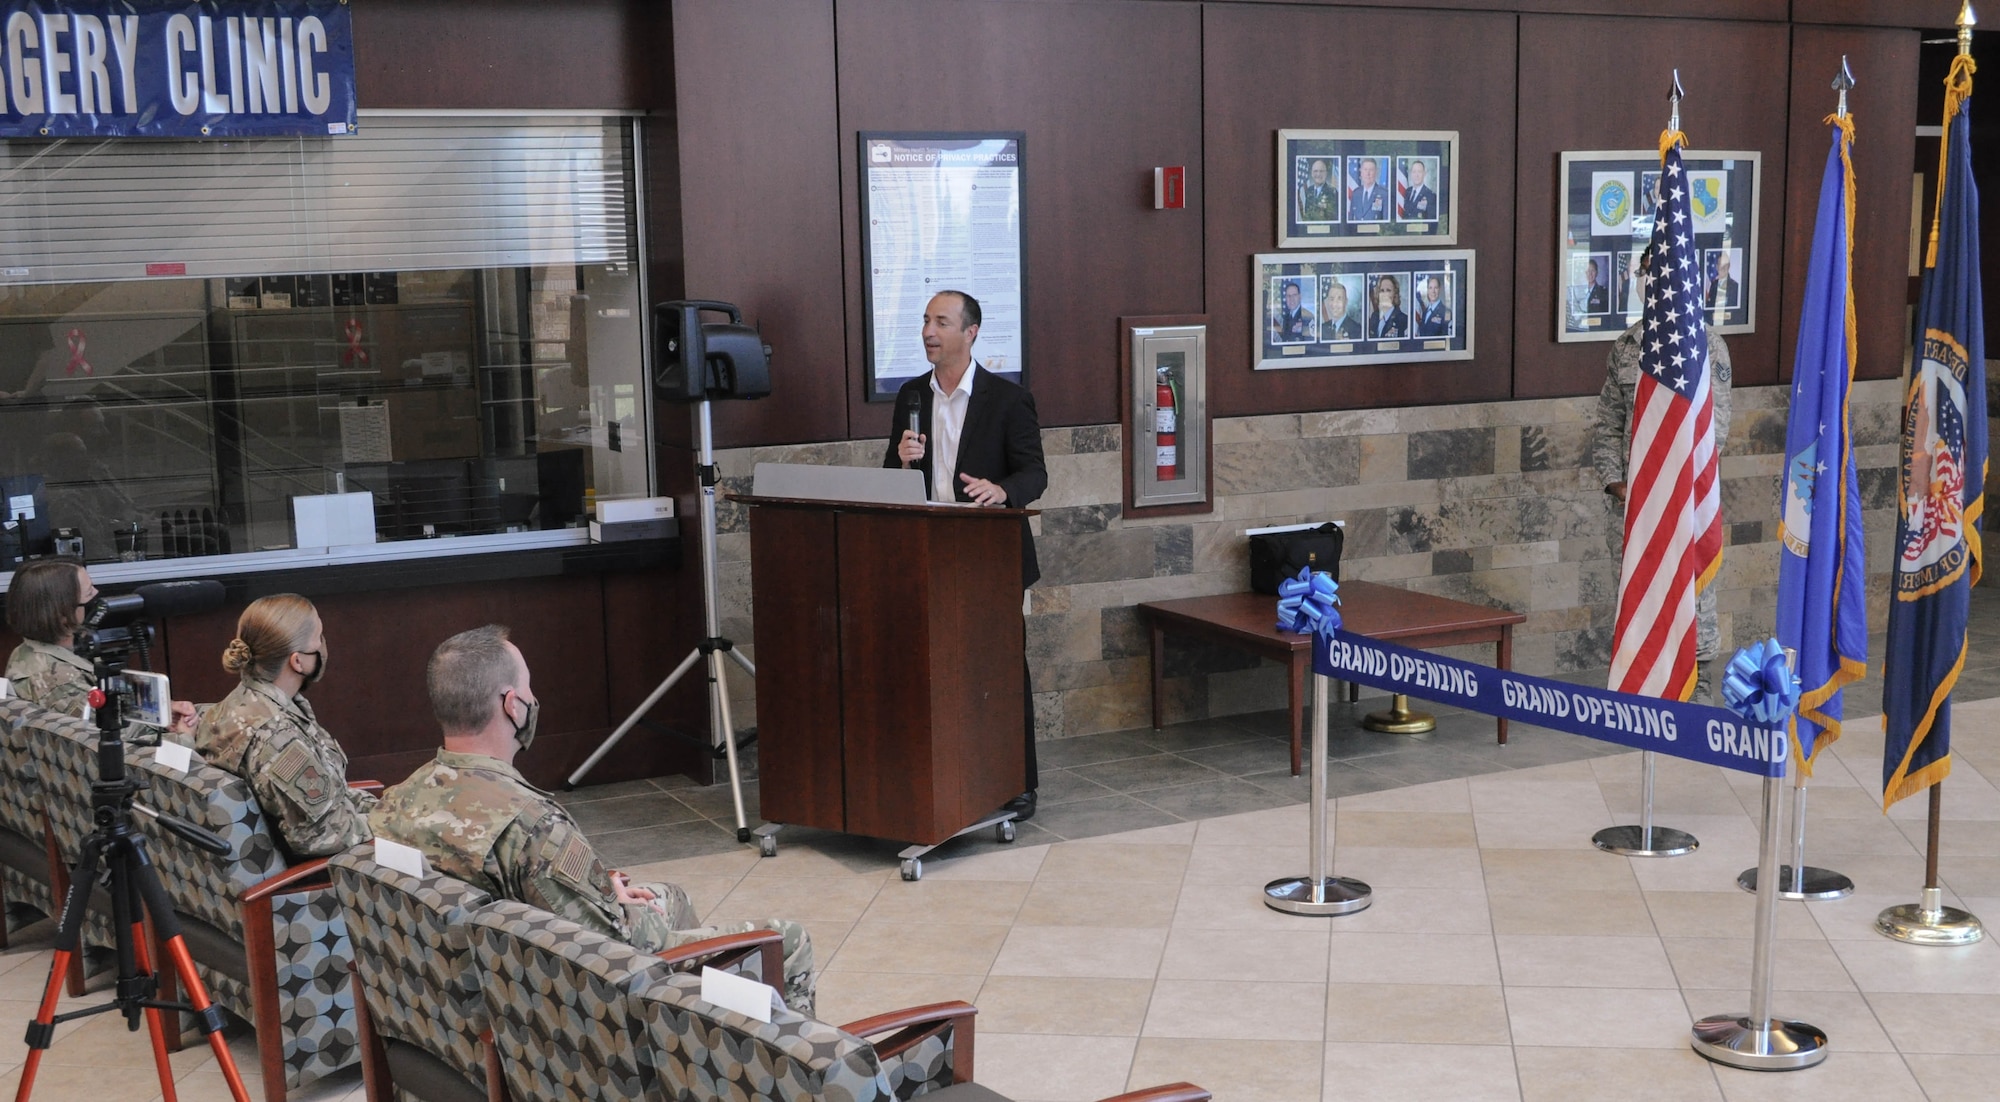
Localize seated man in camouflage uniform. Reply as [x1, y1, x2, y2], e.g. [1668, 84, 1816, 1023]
[372, 625, 817, 1015]
[6, 557, 197, 740]
[193, 594, 376, 859]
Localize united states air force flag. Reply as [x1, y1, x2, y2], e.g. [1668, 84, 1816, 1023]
[1883, 54, 1988, 809]
[1776, 114, 1868, 776]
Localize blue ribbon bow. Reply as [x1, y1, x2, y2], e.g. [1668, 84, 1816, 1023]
[1721, 638, 1800, 725]
[1277, 566, 1341, 635]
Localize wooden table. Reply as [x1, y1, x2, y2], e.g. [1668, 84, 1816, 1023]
[1140, 580, 1527, 775]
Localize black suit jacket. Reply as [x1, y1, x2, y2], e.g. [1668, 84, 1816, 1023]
[882, 365, 1048, 586]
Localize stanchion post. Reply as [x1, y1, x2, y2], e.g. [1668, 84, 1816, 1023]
[1593, 750, 1698, 857]
[1265, 673, 1371, 916]
[1736, 768, 1853, 900]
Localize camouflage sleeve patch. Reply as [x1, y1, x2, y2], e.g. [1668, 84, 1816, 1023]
[551, 829, 597, 891]
[269, 740, 314, 786]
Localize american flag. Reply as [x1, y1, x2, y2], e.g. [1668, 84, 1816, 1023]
[1608, 140, 1725, 700]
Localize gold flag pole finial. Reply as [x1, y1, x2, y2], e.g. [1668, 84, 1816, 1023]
[1833, 56, 1856, 119]
[1961, 1, 1977, 57]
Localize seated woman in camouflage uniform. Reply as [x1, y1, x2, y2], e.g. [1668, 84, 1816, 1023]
[192, 594, 376, 859]
[5, 557, 197, 739]
[373, 624, 817, 1016]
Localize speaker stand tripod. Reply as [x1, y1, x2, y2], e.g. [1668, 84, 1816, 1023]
[15, 680, 250, 1102]
[568, 399, 757, 842]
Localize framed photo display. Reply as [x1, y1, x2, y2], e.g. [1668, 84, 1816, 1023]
[1556, 149, 1759, 342]
[1278, 129, 1459, 248]
[859, 132, 1027, 400]
[1253, 249, 1474, 370]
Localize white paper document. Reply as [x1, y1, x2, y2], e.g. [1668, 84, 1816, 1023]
[700, 965, 782, 1023]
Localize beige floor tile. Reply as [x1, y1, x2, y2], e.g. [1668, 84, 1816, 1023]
[1775, 853, 1927, 896]
[1016, 879, 1182, 929]
[798, 919, 853, 961]
[704, 873, 885, 924]
[1333, 810, 1478, 848]
[1866, 992, 2000, 1053]
[1467, 778, 1609, 816]
[973, 976, 1153, 1036]
[1496, 934, 1678, 988]
[1096, 821, 1200, 845]
[1326, 932, 1500, 985]
[857, 879, 1030, 926]
[665, 874, 747, 922]
[1504, 986, 1693, 1048]
[1798, 786, 1896, 820]
[1325, 982, 1511, 1045]
[1642, 889, 1822, 940]
[740, 845, 900, 880]
[1904, 1053, 2000, 1102]
[1626, 845, 1775, 894]
[1181, 844, 1307, 887]
[1899, 817, 2000, 856]
[1336, 778, 1471, 813]
[626, 847, 763, 881]
[1660, 937, 1856, 993]
[1193, 805, 1307, 846]
[1126, 1038, 1322, 1102]
[1514, 1045, 1721, 1101]
[989, 926, 1169, 979]
[1480, 848, 1640, 894]
[811, 971, 984, 1031]
[824, 922, 1011, 975]
[918, 843, 1050, 881]
[1941, 856, 2000, 897]
[1313, 887, 1491, 935]
[1798, 816, 1923, 857]
[1334, 846, 1488, 891]
[1675, 988, 1895, 1053]
[1488, 888, 1655, 937]
[1474, 811, 1616, 849]
[1828, 935, 2000, 994]
[1037, 843, 1191, 884]
[1158, 925, 1329, 983]
[1709, 1050, 1924, 1101]
[1172, 881, 1330, 933]
[1142, 979, 1326, 1041]
[943, 1033, 1138, 1102]
[1320, 1042, 1520, 1102]
[1808, 889, 1971, 940]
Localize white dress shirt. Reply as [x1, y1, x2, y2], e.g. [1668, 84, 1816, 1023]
[928, 365, 975, 502]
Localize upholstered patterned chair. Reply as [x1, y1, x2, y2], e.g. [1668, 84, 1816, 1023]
[128, 744, 357, 1102]
[328, 846, 500, 1102]
[0, 699, 62, 945]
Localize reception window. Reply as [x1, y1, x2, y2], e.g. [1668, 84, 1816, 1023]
[0, 114, 647, 569]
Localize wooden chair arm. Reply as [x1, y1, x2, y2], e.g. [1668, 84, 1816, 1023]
[239, 857, 332, 904]
[840, 1000, 978, 1082]
[482, 1029, 510, 1102]
[347, 779, 384, 796]
[1097, 1085, 1210, 1102]
[656, 928, 785, 989]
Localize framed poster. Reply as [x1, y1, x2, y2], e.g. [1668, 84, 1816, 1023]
[1278, 130, 1459, 248]
[1253, 249, 1474, 370]
[859, 132, 1026, 401]
[1556, 149, 1760, 342]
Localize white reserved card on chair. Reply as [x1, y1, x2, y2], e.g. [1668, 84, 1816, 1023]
[701, 965, 781, 1023]
[374, 836, 428, 879]
[153, 740, 193, 774]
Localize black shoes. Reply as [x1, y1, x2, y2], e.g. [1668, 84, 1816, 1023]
[1003, 790, 1037, 822]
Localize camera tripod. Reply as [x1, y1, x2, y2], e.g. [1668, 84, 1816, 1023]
[15, 672, 249, 1102]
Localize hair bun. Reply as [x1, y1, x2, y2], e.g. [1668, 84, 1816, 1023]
[221, 637, 255, 673]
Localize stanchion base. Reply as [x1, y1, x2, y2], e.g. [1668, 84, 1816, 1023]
[1592, 824, 1698, 857]
[1875, 902, 1985, 946]
[1690, 1014, 1829, 1070]
[1736, 865, 1854, 900]
[1362, 694, 1435, 734]
[1264, 875, 1372, 916]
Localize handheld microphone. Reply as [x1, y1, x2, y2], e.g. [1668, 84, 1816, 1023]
[906, 404, 921, 447]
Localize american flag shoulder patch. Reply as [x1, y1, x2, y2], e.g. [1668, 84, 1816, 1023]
[269, 740, 315, 786]
[552, 831, 595, 887]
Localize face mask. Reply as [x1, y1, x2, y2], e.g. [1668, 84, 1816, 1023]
[298, 647, 327, 688]
[506, 691, 540, 750]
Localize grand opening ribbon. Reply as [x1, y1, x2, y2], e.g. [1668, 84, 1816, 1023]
[1722, 639, 1801, 727]
[342, 319, 370, 366]
[1277, 566, 1340, 634]
[64, 329, 92, 376]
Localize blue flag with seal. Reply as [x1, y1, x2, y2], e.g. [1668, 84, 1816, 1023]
[1883, 54, 1988, 810]
[1776, 114, 1868, 776]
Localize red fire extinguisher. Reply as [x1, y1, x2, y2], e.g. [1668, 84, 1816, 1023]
[1155, 367, 1179, 481]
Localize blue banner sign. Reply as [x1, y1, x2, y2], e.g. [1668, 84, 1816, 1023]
[1313, 628, 1788, 777]
[0, 1, 355, 139]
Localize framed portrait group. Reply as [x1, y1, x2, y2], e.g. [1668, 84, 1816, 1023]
[1556, 149, 1760, 342]
[1278, 129, 1459, 247]
[1253, 250, 1474, 370]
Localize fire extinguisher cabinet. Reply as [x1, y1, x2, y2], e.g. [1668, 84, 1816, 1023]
[1121, 316, 1211, 515]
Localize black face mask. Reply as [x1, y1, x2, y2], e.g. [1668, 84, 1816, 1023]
[505, 691, 540, 750]
[300, 648, 327, 688]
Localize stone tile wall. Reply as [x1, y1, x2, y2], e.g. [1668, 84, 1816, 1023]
[710, 378, 1907, 740]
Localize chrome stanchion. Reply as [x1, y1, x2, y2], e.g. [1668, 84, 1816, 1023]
[1737, 769, 1853, 900]
[1266, 673, 1371, 916]
[1593, 750, 1698, 857]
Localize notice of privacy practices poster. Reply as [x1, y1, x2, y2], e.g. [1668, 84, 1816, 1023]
[860, 133, 1025, 401]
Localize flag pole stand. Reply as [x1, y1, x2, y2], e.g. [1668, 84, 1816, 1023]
[1593, 750, 1699, 856]
[1877, 783, 1984, 945]
[1692, 759, 1830, 1070]
[1737, 770, 1853, 900]
[1362, 693, 1434, 734]
[1266, 673, 1372, 916]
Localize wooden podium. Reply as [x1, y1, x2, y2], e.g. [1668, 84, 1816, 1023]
[735, 493, 1032, 847]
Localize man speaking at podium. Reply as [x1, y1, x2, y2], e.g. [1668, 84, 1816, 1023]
[883, 290, 1047, 820]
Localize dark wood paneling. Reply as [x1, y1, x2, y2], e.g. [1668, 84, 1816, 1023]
[1514, 14, 1792, 398]
[834, 0, 1205, 432]
[1791, 1, 1966, 28]
[671, 0, 849, 449]
[748, 506, 846, 828]
[1780, 26, 1922, 382]
[1208, 0, 1784, 15]
[353, 0, 671, 110]
[1203, 5, 1517, 416]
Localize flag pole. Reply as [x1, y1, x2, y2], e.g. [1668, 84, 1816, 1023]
[1739, 58, 1860, 902]
[1875, 0, 1985, 950]
[1594, 68, 1698, 860]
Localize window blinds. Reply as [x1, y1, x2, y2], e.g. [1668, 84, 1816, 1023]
[0, 114, 634, 285]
